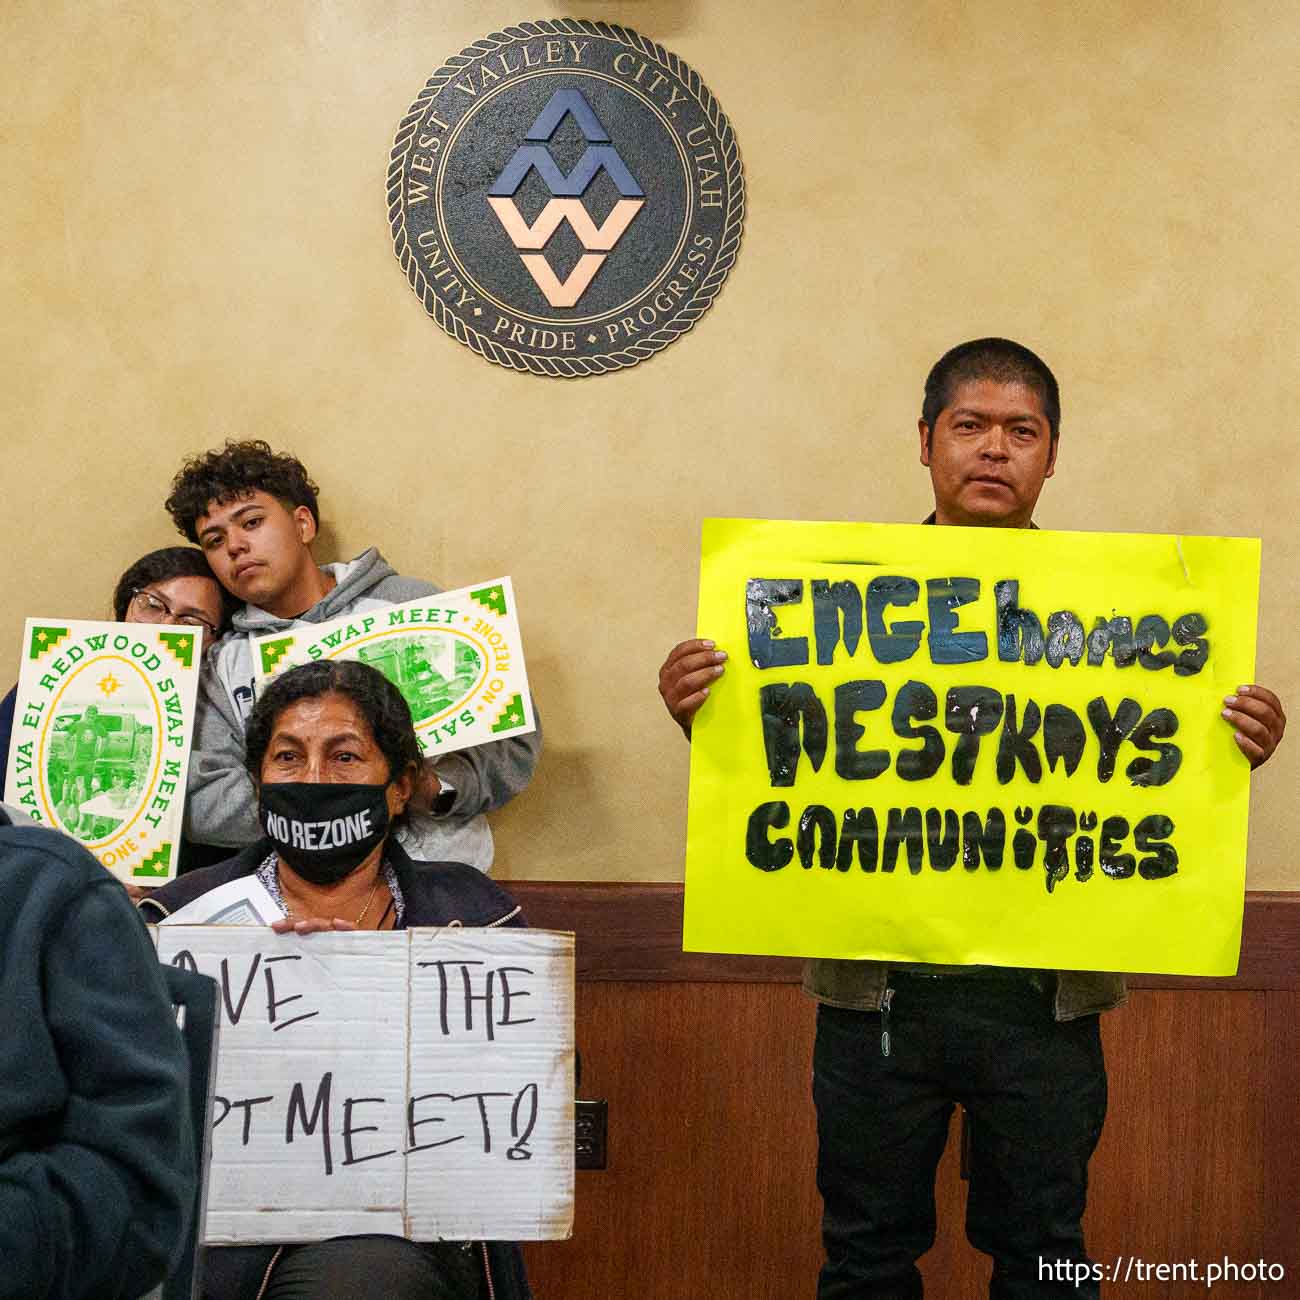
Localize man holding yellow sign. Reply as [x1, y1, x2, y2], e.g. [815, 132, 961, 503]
[658, 339, 1286, 1299]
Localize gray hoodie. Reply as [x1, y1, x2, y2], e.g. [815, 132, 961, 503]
[184, 548, 541, 870]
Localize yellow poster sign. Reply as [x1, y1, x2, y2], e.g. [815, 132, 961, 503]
[683, 519, 1260, 975]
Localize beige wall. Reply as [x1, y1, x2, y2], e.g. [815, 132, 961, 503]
[3, 1, 1296, 887]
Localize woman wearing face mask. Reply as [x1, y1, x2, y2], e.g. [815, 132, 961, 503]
[138, 659, 531, 1300]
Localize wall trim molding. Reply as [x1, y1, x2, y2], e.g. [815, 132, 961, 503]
[499, 883, 1300, 989]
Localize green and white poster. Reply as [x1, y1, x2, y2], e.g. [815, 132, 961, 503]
[252, 578, 535, 757]
[4, 620, 203, 883]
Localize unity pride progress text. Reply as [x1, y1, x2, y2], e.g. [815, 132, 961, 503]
[741, 575, 1213, 891]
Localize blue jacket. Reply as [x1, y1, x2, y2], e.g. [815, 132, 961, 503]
[0, 808, 195, 1299]
[140, 839, 534, 1300]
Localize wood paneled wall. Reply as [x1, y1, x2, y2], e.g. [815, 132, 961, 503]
[504, 886, 1298, 1300]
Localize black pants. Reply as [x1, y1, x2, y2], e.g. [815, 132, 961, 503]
[813, 975, 1107, 1300]
[262, 1236, 479, 1300]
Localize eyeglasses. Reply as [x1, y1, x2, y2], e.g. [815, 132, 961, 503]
[130, 588, 220, 640]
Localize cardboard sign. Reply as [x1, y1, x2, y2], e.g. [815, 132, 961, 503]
[4, 620, 202, 883]
[251, 579, 535, 757]
[152, 926, 574, 1243]
[683, 519, 1260, 976]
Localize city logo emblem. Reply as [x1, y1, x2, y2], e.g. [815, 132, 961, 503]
[388, 19, 745, 376]
[487, 90, 645, 308]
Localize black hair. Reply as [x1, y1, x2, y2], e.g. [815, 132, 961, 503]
[244, 660, 422, 795]
[921, 338, 1061, 442]
[165, 439, 321, 543]
[111, 546, 237, 627]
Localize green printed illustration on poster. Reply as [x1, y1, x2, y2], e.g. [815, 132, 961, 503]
[251, 578, 535, 757]
[4, 620, 203, 883]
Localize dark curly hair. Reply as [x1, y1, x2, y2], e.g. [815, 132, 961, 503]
[111, 546, 237, 627]
[922, 338, 1061, 444]
[165, 439, 320, 543]
[244, 660, 422, 798]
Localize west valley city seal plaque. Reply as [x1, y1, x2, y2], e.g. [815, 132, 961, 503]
[388, 19, 745, 376]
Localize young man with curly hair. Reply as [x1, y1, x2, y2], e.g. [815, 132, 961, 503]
[165, 439, 540, 871]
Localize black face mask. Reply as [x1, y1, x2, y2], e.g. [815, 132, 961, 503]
[259, 782, 391, 885]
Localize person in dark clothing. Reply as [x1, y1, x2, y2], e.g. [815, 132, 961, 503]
[657, 338, 1288, 1299]
[0, 803, 195, 1300]
[139, 660, 533, 1300]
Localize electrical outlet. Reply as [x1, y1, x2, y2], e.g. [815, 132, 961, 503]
[575, 1098, 608, 1170]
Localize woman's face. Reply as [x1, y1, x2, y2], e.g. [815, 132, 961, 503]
[259, 691, 413, 820]
[126, 575, 226, 640]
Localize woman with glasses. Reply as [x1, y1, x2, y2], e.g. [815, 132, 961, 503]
[0, 547, 234, 872]
[113, 547, 231, 642]
[116, 579, 226, 639]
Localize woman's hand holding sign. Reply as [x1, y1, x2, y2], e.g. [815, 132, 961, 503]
[271, 916, 358, 935]
[658, 639, 728, 738]
[1222, 684, 1286, 768]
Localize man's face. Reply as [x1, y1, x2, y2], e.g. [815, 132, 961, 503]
[918, 379, 1057, 528]
[195, 490, 316, 608]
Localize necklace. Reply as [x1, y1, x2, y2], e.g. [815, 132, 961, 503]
[280, 869, 384, 927]
[351, 878, 382, 926]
